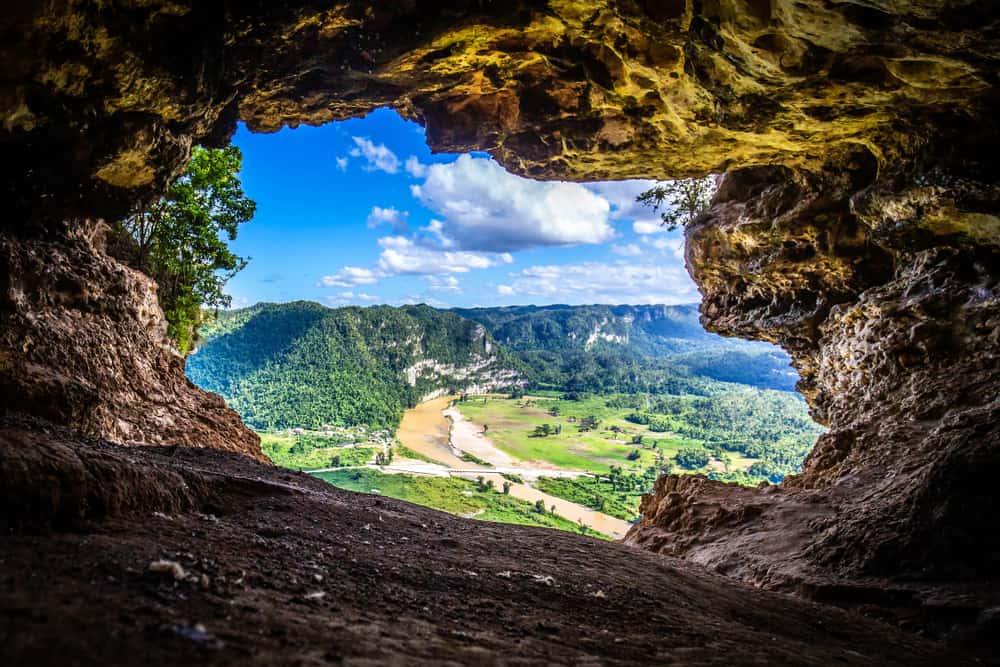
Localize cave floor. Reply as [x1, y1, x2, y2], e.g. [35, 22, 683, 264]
[0, 427, 972, 666]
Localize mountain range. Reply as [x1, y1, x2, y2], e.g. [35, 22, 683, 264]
[187, 301, 798, 430]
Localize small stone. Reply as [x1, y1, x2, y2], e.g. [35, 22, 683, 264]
[148, 559, 187, 581]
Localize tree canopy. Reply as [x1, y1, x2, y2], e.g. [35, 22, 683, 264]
[114, 145, 255, 354]
[636, 176, 717, 231]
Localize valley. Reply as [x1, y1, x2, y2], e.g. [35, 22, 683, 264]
[189, 301, 823, 538]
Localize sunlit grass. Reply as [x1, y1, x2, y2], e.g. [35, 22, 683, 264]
[316, 469, 611, 539]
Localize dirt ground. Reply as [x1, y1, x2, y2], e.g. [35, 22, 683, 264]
[0, 423, 976, 666]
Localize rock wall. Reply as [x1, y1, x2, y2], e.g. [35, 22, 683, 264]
[0, 221, 263, 459]
[1, 0, 998, 625]
[625, 137, 1000, 621]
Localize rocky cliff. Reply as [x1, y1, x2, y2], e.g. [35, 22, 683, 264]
[624, 140, 1000, 629]
[1, 0, 999, 658]
[0, 221, 262, 459]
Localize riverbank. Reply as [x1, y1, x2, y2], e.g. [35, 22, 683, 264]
[322, 396, 632, 539]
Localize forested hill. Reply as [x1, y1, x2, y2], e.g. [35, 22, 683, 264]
[452, 304, 798, 393]
[452, 304, 715, 355]
[186, 301, 521, 430]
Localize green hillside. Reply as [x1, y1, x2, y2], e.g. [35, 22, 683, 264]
[453, 304, 798, 393]
[186, 301, 521, 430]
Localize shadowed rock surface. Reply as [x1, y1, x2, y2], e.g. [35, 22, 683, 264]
[0, 420, 972, 666]
[1, 1, 999, 662]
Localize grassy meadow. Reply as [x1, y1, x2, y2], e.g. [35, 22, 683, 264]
[454, 394, 721, 475]
[259, 431, 380, 470]
[316, 469, 610, 539]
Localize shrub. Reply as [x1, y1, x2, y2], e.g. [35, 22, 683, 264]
[674, 447, 710, 470]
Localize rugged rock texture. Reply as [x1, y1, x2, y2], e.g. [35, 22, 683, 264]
[625, 139, 1000, 633]
[2, 1, 998, 223]
[0, 222, 262, 459]
[4, 0, 996, 462]
[1, 0, 999, 659]
[0, 421, 971, 665]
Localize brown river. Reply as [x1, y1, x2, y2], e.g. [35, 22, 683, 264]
[393, 396, 632, 539]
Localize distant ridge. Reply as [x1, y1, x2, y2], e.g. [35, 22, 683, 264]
[187, 301, 798, 430]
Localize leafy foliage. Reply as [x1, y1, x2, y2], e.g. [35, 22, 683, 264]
[675, 447, 711, 469]
[187, 301, 518, 431]
[455, 304, 798, 393]
[112, 146, 255, 354]
[636, 176, 716, 231]
[259, 431, 378, 470]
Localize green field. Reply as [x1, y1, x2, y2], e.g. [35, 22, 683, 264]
[316, 469, 610, 539]
[455, 394, 710, 475]
[534, 476, 644, 521]
[260, 431, 378, 470]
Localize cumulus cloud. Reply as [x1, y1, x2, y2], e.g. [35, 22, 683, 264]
[335, 156, 349, 171]
[349, 137, 400, 174]
[426, 275, 462, 292]
[405, 156, 427, 178]
[585, 180, 658, 220]
[611, 243, 643, 257]
[500, 261, 699, 305]
[647, 235, 686, 260]
[318, 266, 380, 287]
[366, 206, 410, 232]
[632, 218, 668, 235]
[410, 155, 615, 252]
[376, 236, 512, 276]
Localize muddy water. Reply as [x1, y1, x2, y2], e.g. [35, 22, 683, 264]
[395, 396, 472, 468]
[396, 397, 632, 539]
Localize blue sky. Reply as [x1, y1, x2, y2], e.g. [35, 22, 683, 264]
[224, 107, 699, 310]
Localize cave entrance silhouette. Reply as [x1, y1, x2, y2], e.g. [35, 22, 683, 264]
[2, 4, 998, 661]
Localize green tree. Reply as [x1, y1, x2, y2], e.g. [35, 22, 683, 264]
[636, 176, 716, 231]
[675, 447, 710, 470]
[115, 145, 255, 354]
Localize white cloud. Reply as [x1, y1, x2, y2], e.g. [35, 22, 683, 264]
[411, 154, 615, 252]
[366, 206, 409, 232]
[611, 242, 643, 257]
[418, 219, 454, 248]
[632, 218, 667, 235]
[426, 275, 462, 292]
[318, 266, 379, 287]
[501, 261, 699, 305]
[325, 291, 380, 307]
[335, 156, 349, 171]
[405, 156, 427, 178]
[349, 137, 400, 174]
[647, 235, 686, 260]
[585, 180, 658, 220]
[376, 236, 512, 276]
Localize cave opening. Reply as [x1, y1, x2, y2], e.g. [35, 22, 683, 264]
[160, 106, 823, 541]
[2, 2, 999, 663]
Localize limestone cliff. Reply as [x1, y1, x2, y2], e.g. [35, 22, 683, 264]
[1, 0, 998, 648]
[1, 221, 262, 459]
[625, 140, 1000, 624]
